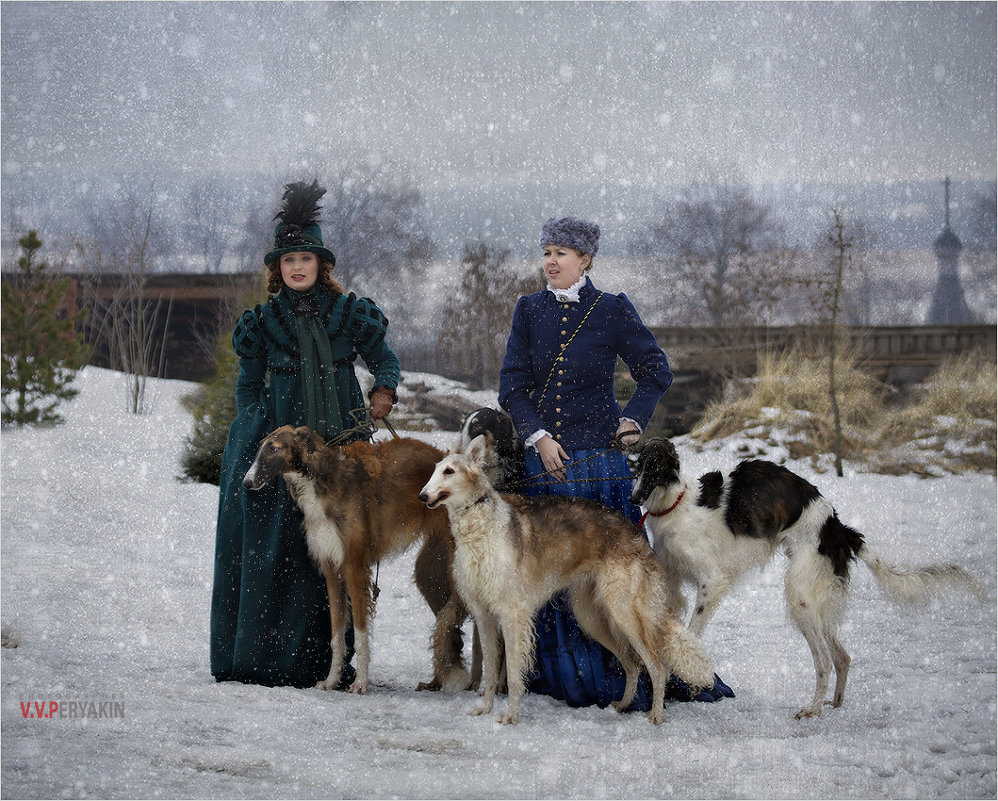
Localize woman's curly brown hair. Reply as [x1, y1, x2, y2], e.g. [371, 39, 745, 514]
[266, 259, 345, 296]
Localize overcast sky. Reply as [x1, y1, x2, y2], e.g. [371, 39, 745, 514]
[1, 1, 995, 191]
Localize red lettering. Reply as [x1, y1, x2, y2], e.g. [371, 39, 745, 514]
[20, 701, 31, 719]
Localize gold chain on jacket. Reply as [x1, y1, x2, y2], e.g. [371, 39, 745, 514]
[534, 292, 605, 409]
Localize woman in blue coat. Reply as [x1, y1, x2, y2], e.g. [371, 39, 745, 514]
[499, 216, 732, 709]
[210, 180, 401, 689]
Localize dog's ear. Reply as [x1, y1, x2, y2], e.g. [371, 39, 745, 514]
[294, 426, 318, 454]
[466, 434, 488, 466]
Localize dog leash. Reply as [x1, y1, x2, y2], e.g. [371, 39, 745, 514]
[325, 407, 380, 445]
[323, 405, 398, 600]
[511, 434, 639, 490]
[325, 406, 402, 445]
[379, 413, 401, 440]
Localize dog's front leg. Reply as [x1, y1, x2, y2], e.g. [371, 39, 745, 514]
[688, 574, 727, 637]
[469, 607, 500, 718]
[423, 593, 473, 693]
[319, 567, 349, 691]
[344, 563, 374, 695]
[497, 609, 532, 725]
[660, 564, 687, 620]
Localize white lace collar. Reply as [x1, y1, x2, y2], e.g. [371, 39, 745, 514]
[546, 274, 587, 304]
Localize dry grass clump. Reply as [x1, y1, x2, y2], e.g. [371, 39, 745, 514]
[872, 352, 996, 475]
[691, 346, 997, 476]
[692, 344, 892, 464]
[903, 352, 995, 423]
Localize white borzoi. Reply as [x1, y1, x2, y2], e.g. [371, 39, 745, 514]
[628, 437, 988, 719]
[419, 435, 714, 725]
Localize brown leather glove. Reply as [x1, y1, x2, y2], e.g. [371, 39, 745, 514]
[369, 387, 395, 420]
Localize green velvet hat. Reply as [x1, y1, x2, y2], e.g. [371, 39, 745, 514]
[264, 179, 337, 266]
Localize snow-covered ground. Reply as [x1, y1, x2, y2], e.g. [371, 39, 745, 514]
[2, 367, 995, 799]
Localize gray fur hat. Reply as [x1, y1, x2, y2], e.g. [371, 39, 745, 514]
[540, 216, 600, 256]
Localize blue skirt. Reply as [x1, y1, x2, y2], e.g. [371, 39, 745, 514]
[521, 447, 733, 709]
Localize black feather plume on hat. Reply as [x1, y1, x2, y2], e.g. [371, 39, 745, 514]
[264, 179, 337, 266]
[274, 179, 326, 227]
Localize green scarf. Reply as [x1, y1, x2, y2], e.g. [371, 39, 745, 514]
[286, 287, 342, 440]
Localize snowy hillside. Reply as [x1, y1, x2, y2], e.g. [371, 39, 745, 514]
[1, 367, 995, 799]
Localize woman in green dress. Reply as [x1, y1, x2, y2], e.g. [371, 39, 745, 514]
[210, 180, 401, 688]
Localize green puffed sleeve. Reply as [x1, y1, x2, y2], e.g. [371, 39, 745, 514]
[232, 308, 267, 412]
[347, 297, 401, 395]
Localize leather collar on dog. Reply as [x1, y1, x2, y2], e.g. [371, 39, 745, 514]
[638, 485, 686, 531]
[462, 495, 490, 512]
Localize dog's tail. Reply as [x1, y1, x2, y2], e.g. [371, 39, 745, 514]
[857, 545, 989, 606]
[661, 618, 716, 690]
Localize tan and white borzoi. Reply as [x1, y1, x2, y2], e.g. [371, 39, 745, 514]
[419, 435, 715, 725]
[628, 437, 988, 719]
[243, 425, 473, 695]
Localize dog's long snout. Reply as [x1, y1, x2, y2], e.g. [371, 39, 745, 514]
[418, 490, 442, 509]
[242, 460, 271, 491]
[419, 486, 449, 509]
[242, 469, 261, 490]
[629, 472, 650, 506]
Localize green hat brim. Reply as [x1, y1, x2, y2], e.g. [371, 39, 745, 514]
[264, 244, 336, 267]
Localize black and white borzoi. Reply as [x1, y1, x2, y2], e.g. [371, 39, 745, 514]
[419, 435, 715, 725]
[457, 407, 524, 491]
[628, 437, 987, 720]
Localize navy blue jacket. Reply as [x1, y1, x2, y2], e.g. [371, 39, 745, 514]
[499, 278, 673, 450]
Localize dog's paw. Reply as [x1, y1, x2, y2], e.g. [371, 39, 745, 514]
[648, 708, 664, 725]
[317, 679, 337, 691]
[470, 702, 493, 717]
[441, 667, 472, 694]
[348, 680, 367, 695]
[414, 679, 441, 692]
[794, 705, 823, 720]
[497, 712, 518, 725]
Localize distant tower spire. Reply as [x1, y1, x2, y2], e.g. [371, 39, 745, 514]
[927, 175, 972, 324]
[944, 175, 952, 227]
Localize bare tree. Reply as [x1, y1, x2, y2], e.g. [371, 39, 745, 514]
[230, 197, 275, 274]
[637, 180, 810, 383]
[643, 181, 788, 328]
[965, 183, 997, 253]
[316, 161, 435, 298]
[823, 210, 852, 476]
[962, 183, 997, 320]
[437, 241, 542, 389]
[811, 208, 878, 476]
[77, 177, 174, 414]
[183, 175, 241, 273]
[83, 176, 174, 273]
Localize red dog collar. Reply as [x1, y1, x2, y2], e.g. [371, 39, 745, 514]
[639, 486, 686, 531]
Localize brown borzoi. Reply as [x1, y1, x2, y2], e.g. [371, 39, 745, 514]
[629, 437, 988, 719]
[419, 435, 714, 725]
[243, 425, 472, 694]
